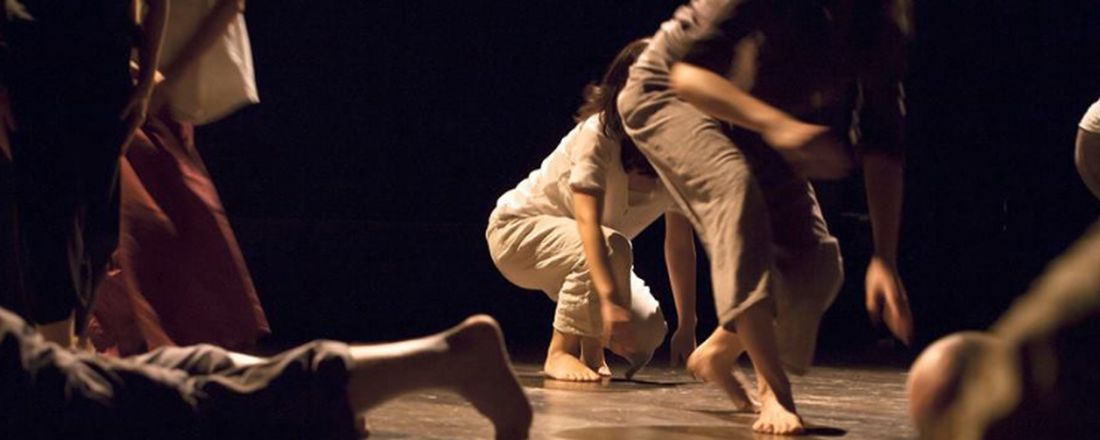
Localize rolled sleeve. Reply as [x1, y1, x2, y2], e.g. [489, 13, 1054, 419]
[567, 116, 615, 193]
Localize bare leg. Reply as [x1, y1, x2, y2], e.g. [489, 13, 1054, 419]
[736, 304, 804, 435]
[687, 326, 755, 411]
[346, 315, 532, 440]
[544, 329, 602, 381]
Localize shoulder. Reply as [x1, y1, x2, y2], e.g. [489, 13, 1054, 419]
[575, 113, 618, 151]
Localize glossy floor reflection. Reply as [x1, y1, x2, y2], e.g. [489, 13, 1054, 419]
[365, 362, 914, 439]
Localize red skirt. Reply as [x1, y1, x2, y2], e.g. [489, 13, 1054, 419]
[90, 112, 269, 355]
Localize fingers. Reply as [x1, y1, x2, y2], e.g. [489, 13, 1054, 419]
[883, 289, 914, 345]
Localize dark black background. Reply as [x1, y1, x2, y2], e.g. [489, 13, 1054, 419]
[193, 1, 1100, 362]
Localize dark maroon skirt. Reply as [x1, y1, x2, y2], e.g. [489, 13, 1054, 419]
[90, 111, 269, 355]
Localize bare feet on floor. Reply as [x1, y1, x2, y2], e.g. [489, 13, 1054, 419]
[447, 315, 533, 440]
[753, 379, 804, 435]
[544, 351, 602, 382]
[687, 330, 755, 411]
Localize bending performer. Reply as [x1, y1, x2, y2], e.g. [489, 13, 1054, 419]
[618, 0, 914, 434]
[487, 39, 697, 381]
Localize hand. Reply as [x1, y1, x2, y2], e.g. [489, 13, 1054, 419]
[763, 119, 853, 180]
[669, 326, 697, 368]
[601, 302, 636, 357]
[865, 257, 913, 345]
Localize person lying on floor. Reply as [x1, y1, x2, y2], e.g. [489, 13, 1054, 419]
[0, 307, 532, 439]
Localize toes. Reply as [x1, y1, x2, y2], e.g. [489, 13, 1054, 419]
[752, 420, 772, 434]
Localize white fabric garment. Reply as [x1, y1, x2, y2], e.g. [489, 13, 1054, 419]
[491, 114, 673, 239]
[486, 215, 668, 356]
[487, 114, 674, 372]
[1080, 99, 1100, 134]
[160, 0, 259, 125]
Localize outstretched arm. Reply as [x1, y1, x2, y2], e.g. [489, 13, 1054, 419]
[664, 212, 698, 367]
[670, 63, 851, 179]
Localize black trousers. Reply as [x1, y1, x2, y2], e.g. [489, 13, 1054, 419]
[4, 14, 132, 332]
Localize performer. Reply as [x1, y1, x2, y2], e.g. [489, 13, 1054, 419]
[0, 306, 532, 439]
[90, 0, 269, 355]
[1076, 98, 1100, 199]
[908, 220, 1100, 440]
[1, 0, 168, 347]
[487, 39, 696, 381]
[618, 0, 914, 433]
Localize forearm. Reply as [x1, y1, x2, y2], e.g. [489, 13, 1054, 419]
[573, 191, 618, 304]
[669, 62, 790, 133]
[664, 213, 697, 328]
[136, 0, 169, 89]
[163, 0, 245, 81]
[863, 152, 904, 264]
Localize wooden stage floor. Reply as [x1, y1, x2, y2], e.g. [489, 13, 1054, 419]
[364, 361, 915, 439]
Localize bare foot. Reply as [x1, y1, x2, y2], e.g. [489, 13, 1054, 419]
[580, 336, 611, 377]
[687, 330, 754, 411]
[448, 315, 533, 440]
[753, 381, 804, 435]
[544, 351, 602, 382]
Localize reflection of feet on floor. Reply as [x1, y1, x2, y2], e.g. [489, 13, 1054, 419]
[545, 351, 602, 382]
[754, 386, 804, 435]
[447, 315, 533, 440]
[687, 336, 754, 411]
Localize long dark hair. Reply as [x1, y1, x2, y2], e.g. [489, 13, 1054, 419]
[574, 38, 656, 177]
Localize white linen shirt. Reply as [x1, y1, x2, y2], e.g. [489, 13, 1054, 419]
[492, 114, 673, 239]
